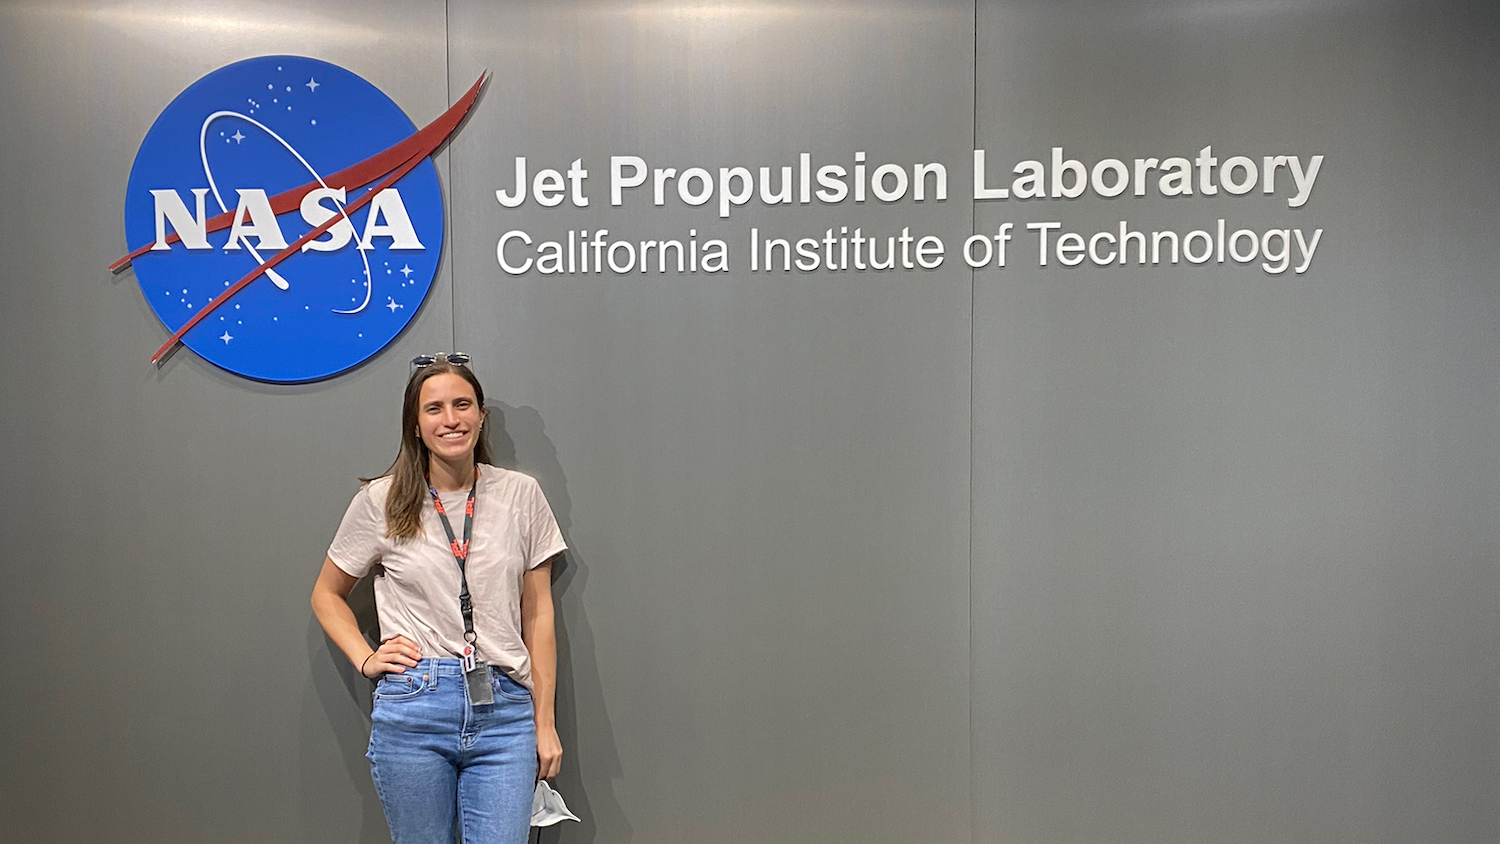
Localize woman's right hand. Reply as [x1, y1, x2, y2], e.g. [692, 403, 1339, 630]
[361, 635, 421, 678]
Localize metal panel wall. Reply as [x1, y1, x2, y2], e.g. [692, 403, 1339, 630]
[0, 3, 452, 842]
[1, 2, 1496, 843]
[970, 2, 1500, 843]
[446, 2, 974, 842]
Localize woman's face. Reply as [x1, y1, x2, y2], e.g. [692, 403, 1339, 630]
[416, 372, 484, 464]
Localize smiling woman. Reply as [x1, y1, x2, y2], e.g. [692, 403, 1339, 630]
[416, 369, 485, 481]
[309, 355, 568, 844]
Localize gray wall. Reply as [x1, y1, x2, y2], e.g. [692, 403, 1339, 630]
[970, 3, 1499, 843]
[1, 2, 1495, 843]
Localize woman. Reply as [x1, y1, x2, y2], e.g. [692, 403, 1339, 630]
[311, 355, 566, 844]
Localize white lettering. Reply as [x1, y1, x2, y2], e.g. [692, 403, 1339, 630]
[718, 166, 752, 218]
[611, 156, 647, 205]
[151, 188, 211, 250]
[359, 189, 424, 250]
[1287, 155, 1323, 208]
[533, 169, 565, 207]
[973, 149, 1009, 200]
[299, 187, 355, 252]
[497, 230, 532, 274]
[224, 189, 288, 252]
[496, 157, 527, 207]
[1294, 228, 1322, 273]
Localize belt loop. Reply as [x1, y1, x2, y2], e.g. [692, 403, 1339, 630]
[426, 658, 437, 689]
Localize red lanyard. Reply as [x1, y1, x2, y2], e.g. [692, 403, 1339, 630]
[427, 466, 479, 649]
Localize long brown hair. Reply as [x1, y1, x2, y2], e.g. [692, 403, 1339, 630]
[365, 359, 493, 540]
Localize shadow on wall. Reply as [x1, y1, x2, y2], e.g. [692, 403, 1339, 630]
[304, 574, 390, 843]
[491, 403, 629, 844]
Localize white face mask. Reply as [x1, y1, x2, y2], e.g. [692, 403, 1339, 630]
[531, 780, 581, 827]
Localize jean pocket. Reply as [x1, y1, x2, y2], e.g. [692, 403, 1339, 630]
[491, 672, 532, 703]
[373, 672, 428, 702]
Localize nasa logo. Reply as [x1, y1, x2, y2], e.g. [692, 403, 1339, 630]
[117, 55, 485, 382]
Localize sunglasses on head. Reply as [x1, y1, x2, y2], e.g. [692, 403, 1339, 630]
[411, 352, 471, 370]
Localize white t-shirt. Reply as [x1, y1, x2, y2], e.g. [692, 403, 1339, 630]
[327, 464, 567, 690]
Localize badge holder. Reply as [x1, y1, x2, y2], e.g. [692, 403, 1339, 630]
[463, 638, 493, 705]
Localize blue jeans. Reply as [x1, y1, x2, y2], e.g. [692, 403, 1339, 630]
[367, 658, 537, 844]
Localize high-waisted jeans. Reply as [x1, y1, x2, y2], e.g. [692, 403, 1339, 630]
[367, 658, 537, 844]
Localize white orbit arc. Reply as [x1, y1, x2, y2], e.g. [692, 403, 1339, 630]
[199, 110, 373, 314]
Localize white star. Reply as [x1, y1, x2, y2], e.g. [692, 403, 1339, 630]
[220, 331, 233, 344]
[400, 264, 414, 278]
[231, 130, 245, 144]
[306, 77, 320, 93]
[385, 297, 404, 313]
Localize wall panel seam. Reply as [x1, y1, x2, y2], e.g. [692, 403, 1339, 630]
[968, 2, 979, 843]
[445, 0, 456, 350]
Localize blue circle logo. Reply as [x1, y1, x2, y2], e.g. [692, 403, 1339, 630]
[122, 56, 452, 382]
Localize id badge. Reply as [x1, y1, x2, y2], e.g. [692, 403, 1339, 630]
[465, 664, 494, 705]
